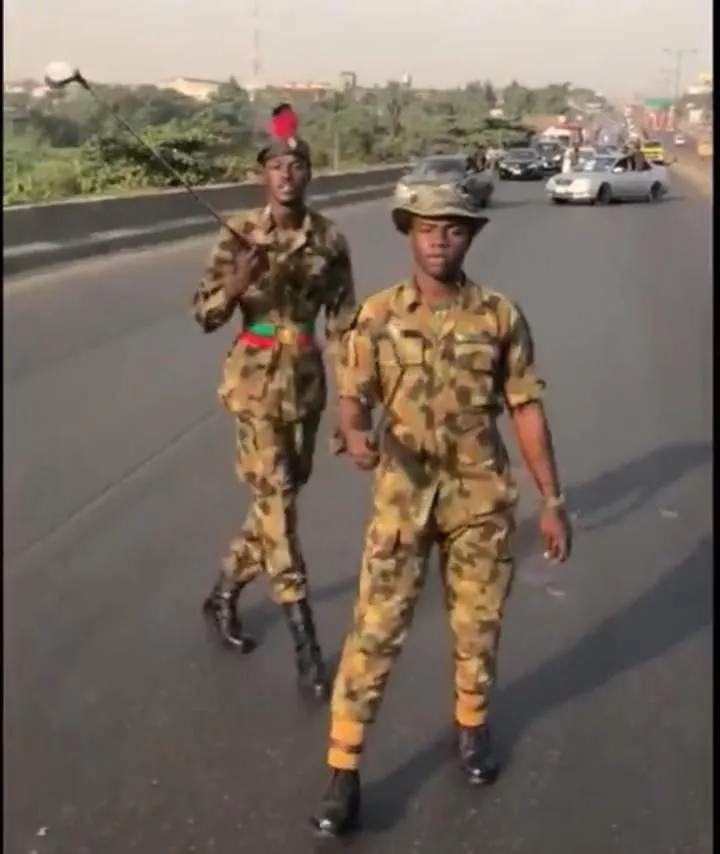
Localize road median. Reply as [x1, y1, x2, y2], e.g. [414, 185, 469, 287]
[3, 165, 405, 278]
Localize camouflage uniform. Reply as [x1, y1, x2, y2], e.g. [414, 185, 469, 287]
[194, 128, 356, 697]
[328, 276, 541, 724]
[313, 181, 545, 836]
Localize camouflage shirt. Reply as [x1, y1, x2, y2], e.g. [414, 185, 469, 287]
[192, 206, 356, 421]
[338, 277, 546, 513]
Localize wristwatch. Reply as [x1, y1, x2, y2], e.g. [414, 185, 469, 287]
[541, 493, 566, 510]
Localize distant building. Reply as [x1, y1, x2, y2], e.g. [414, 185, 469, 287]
[687, 107, 707, 125]
[686, 72, 712, 96]
[400, 73, 413, 89]
[269, 81, 333, 102]
[525, 115, 567, 133]
[277, 80, 332, 93]
[339, 71, 357, 92]
[4, 80, 48, 98]
[159, 77, 223, 101]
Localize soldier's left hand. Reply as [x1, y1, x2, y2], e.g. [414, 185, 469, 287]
[540, 507, 572, 563]
[345, 429, 379, 470]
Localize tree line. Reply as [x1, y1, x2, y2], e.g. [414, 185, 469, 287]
[3, 78, 603, 205]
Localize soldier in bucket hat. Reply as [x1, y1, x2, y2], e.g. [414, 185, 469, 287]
[192, 105, 357, 701]
[310, 179, 572, 836]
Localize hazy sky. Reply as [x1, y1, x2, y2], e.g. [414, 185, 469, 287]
[4, 0, 712, 97]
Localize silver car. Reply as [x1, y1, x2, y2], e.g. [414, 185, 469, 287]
[546, 154, 671, 205]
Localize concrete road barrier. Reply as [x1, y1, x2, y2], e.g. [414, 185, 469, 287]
[3, 165, 406, 277]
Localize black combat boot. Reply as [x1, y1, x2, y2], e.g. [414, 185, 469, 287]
[281, 599, 329, 700]
[202, 576, 256, 653]
[457, 723, 500, 786]
[310, 769, 361, 838]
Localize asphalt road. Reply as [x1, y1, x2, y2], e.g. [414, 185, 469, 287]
[4, 174, 713, 854]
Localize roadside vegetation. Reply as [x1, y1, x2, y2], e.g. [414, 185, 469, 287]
[4, 79, 602, 205]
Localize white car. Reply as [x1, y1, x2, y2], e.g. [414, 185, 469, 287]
[546, 153, 671, 205]
[577, 145, 597, 163]
[560, 145, 597, 173]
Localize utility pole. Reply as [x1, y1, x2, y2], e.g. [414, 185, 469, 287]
[331, 91, 342, 172]
[251, 0, 261, 100]
[662, 48, 697, 130]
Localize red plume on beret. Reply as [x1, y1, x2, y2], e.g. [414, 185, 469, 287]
[269, 103, 299, 141]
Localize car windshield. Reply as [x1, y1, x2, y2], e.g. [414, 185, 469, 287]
[584, 157, 615, 173]
[506, 149, 537, 161]
[414, 158, 465, 178]
[644, 140, 662, 148]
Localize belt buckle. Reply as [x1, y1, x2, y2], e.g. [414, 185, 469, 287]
[277, 326, 294, 345]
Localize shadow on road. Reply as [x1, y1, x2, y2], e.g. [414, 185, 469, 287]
[357, 440, 712, 834]
[363, 533, 712, 834]
[565, 441, 711, 532]
[245, 442, 711, 644]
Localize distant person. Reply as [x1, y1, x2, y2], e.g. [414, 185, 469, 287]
[474, 146, 488, 171]
[622, 138, 647, 171]
[561, 143, 580, 173]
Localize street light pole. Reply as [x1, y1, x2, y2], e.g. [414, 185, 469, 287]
[662, 48, 697, 129]
[250, 0, 261, 101]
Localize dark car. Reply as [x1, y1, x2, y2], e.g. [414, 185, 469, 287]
[498, 148, 544, 180]
[401, 154, 494, 208]
[533, 141, 564, 174]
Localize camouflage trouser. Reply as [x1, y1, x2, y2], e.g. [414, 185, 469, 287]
[222, 412, 321, 604]
[331, 481, 516, 728]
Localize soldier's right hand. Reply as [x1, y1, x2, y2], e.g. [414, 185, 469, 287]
[345, 429, 379, 470]
[540, 506, 573, 563]
[225, 245, 266, 301]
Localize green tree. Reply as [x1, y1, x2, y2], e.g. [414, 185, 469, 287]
[3, 76, 595, 204]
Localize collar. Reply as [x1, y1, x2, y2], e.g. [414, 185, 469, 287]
[256, 205, 314, 254]
[397, 274, 486, 313]
[259, 204, 313, 235]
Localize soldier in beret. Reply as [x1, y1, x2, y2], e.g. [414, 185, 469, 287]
[192, 105, 357, 701]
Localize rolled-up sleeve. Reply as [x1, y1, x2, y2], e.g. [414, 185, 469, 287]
[502, 302, 546, 409]
[192, 223, 242, 333]
[336, 307, 379, 406]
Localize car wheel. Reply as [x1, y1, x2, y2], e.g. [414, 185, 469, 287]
[551, 197, 568, 205]
[596, 183, 612, 205]
[648, 182, 663, 202]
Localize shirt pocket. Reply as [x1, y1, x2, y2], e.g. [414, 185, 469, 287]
[376, 326, 427, 404]
[451, 334, 501, 411]
[377, 325, 426, 367]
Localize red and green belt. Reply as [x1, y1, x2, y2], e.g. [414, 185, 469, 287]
[235, 321, 315, 348]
